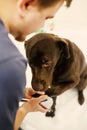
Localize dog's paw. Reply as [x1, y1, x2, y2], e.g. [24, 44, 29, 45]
[45, 111, 55, 117]
[18, 127, 23, 130]
[78, 92, 85, 105]
[45, 88, 58, 97]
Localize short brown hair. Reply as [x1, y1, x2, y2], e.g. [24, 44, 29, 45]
[38, 0, 72, 8]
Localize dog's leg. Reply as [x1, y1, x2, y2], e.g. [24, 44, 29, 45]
[76, 65, 87, 105]
[46, 96, 57, 117]
[18, 127, 23, 130]
[78, 90, 84, 105]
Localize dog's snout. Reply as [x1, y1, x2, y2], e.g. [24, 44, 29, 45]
[32, 83, 44, 91]
[40, 80, 46, 85]
[32, 79, 46, 91]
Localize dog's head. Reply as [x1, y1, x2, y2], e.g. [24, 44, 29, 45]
[25, 33, 70, 91]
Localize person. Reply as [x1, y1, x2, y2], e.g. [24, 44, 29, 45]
[0, 0, 72, 129]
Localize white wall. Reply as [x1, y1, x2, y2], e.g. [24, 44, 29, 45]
[54, 0, 87, 31]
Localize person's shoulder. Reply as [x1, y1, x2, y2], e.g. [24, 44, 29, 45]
[0, 19, 25, 61]
[0, 31, 27, 66]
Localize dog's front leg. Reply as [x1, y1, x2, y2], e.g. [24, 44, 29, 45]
[46, 96, 57, 117]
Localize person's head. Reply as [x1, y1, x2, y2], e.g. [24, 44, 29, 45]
[0, 0, 72, 41]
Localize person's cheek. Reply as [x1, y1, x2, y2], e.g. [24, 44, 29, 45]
[38, 20, 45, 29]
[32, 21, 44, 32]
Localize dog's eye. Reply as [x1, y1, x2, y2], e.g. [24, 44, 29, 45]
[42, 60, 52, 70]
[42, 59, 47, 64]
[42, 63, 52, 70]
[42, 59, 52, 65]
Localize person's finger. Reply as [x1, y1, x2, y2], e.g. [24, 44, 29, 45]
[24, 88, 34, 99]
[38, 104, 48, 112]
[35, 91, 45, 95]
[38, 95, 48, 103]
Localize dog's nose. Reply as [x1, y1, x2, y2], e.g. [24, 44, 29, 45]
[32, 84, 44, 91]
[32, 80, 46, 91]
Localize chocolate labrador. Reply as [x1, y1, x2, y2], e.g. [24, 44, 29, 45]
[25, 33, 87, 117]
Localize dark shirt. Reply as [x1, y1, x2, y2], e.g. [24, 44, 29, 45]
[0, 19, 27, 130]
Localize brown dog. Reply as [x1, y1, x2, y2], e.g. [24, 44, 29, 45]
[25, 33, 87, 117]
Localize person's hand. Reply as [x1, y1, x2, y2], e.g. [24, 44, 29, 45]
[14, 88, 48, 130]
[21, 94, 48, 113]
[24, 94, 48, 112]
[24, 87, 45, 99]
[22, 87, 48, 113]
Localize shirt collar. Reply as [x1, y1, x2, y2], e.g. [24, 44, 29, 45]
[0, 18, 8, 34]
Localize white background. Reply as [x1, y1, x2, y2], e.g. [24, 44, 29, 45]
[10, 0, 87, 130]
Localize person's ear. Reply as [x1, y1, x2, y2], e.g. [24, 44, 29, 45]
[17, 0, 37, 18]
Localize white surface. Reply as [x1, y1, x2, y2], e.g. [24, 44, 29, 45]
[21, 89, 87, 130]
[9, 0, 87, 129]
[40, 96, 53, 110]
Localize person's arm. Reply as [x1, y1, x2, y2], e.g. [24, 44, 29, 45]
[14, 104, 27, 130]
[14, 89, 48, 130]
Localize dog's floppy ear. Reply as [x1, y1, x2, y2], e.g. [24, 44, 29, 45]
[56, 39, 70, 59]
[24, 40, 30, 58]
[24, 34, 41, 58]
[24, 37, 35, 58]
